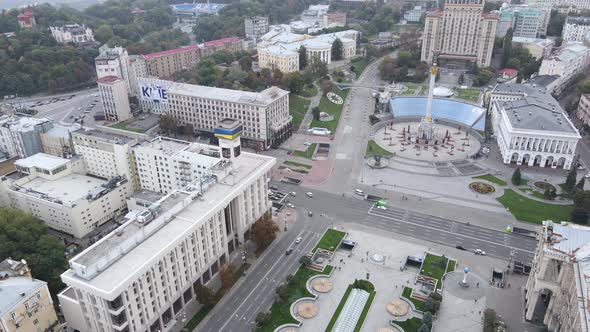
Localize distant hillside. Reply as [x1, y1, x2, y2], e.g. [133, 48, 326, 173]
[0, 0, 99, 11]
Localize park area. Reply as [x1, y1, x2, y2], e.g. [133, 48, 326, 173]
[497, 189, 573, 224]
[289, 95, 311, 131]
[310, 86, 348, 133]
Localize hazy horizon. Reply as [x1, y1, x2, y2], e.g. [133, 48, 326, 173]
[0, 0, 99, 11]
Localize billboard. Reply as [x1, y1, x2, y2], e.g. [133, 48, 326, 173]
[138, 78, 174, 105]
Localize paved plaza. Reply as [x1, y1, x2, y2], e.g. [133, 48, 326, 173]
[372, 122, 481, 162]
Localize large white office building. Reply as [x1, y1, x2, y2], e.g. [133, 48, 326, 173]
[98, 76, 132, 122]
[0, 153, 131, 238]
[71, 129, 139, 191]
[489, 83, 581, 170]
[58, 123, 275, 332]
[539, 42, 590, 94]
[133, 137, 222, 194]
[137, 77, 174, 115]
[495, 4, 550, 38]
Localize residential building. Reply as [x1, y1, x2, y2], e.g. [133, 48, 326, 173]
[58, 125, 275, 332]
[50, 24, 95, 45]
[170, 3, 227, 20]
[404, 6, 425, 23]
[512, 37, 554, 60]
[539, 42, 590, 94]
[524, 221, 590, 332]
[95, 47, 134, 96]
[2, 154, 131, 238]
[489, 83, 580, 169]
[128, 55, 148, 97]
[577, 93, 590, 125]
[527, 0, 590, 11]
[199, 37, 243, 57]
[144, 45, 201, 79]
[0, 116, 53, 159]
[326, 12, 347, 27]
[244, 16, 269, 41]
[562, 16, 590, 42]
[16, 8, 35, 29]
[167, 83, 292, 149]
[137, 78, 174, 114]
[98, 76, 132, 122]
[71, 128, 139, 191]
[40, 122, 81, 158]
[257, 28, 359, 73]
[302, 4, 330, 27]
[495, 4, 550, 38]
[421, 0, 498, 68]
[133, 137, 223, 194]
[0, 258, 58, 332]
[497, 68, 519, 82]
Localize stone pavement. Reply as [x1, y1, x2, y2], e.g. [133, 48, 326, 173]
[435, 272, 487, 332]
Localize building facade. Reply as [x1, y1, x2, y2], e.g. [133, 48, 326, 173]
[98, 76, 132, 122]
[71, 129, 139, 191]
[490, 83, 581, 170]
[199, 37, 243, 57]
[524, 221, 590, 332]
[404, 6, 425, 22]
[421, 0, 498, 68]
[128, 55, 148, 98]
[167, 84, 292, 149]
[137, 78, 174, 114]
[512, 37, 554, 60]
[40, 122, 81, 158]
[257, 46, 300, 73]
[2, 154, 131, 238]
[562, 16, 590, 42]
[144, 45, 200, 79]
[244, 16, 269, 41]
[50, 24, 94, 45]
[539, 42, 590, 94]
[577, 94, 590, 126]
[95, 47, 134, 96]
[0, 116, 53, 159]
[58, 128, 275, 332]
[0, 258, 58, 332]
[496, 4, 550, 38]
[16, 8, 35, 28]
[527, 0, 590, 11]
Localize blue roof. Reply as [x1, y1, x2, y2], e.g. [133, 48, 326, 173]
[171, 3, 226, 11]
[390, 97, 486, 131]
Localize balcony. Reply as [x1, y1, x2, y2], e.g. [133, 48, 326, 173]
[111, 312, 128, 331]
[107, 296, 124, 315]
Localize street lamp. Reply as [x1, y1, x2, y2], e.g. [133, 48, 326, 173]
[284, 216, 287, 232]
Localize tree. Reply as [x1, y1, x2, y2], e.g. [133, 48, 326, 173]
[238, 56, 253, 72]
[571, 208, 589, 224]
[577, 79, 590, 94]
[159, 115, 176, 135]
[320, 79, 333, 95]
[299, 255, 311, 266]
[299, 45, 308, 70]
[512, 168, 522, 185]
[196, 59, 217, 86]
[578, 178, 586, 191]
[547, 10, 566, 36]
[422, 312, 433, 328]
[574, 190, 590, 211]
[331, 38, 343, 61]
[565, 167, 578, 192]
[502, 28, 513, 68]
[424, 297, 434, 313]
[417, 324, 430, 332]
[483, 308, 497, 332]
[255, 312, 271, 327]
[458, 73, 465, 85]
[219, 265, 235, 291]
[194, 283, 215, 307]
[275, 284, 290, 302]
[544, 188, 557, 200]
[312, 106, 320, 121]
[283, 72, 304, 94]
[95, 24, 114, 44]
[251, 213, 279, 254]
[182, 124, 194, 138]
[286, 274, 297, 288]
[0, 208, 67, 296]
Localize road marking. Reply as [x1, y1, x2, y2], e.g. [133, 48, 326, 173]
[368, 209, 535, 254]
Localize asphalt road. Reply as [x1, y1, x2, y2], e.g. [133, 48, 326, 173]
[194, 182, 537, 332]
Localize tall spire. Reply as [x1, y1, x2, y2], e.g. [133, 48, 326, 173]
[417, 63, 438, 141]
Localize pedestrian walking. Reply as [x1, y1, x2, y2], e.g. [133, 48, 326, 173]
[476, 282, 479, 288]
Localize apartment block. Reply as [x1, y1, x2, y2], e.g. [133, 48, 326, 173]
[199, 37, 243, 57]
[95, 47, 134, 96]
[144, 45, 200, 79]
[539, 42, 590, 94]
[562, 16, 590, 42]
[98, 76, 132, 122]
[0, 116, 53, 159]
[244, 16, 269, 41]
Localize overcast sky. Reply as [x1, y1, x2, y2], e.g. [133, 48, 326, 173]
[1, 0, 99, 11]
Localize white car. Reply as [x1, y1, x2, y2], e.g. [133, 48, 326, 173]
[474, 249, 486, 255]
[287, 203, 295, 208]
[306, 192, 313, 198]
[377, 205, 387, 210]
[289, 191, 297, 196]
[295, 236, 303, 244]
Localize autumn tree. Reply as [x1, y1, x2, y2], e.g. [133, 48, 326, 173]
[219, 264, 235, 292]
[194, 283, 215, 307]
[159, 114, 176, 136]
[251, 213, 279, 253]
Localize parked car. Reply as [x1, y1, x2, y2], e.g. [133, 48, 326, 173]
[289, 191, 296, 196]
[306, 192, 313, 198]
[474, 249, 486, 255]
[285, 248, 293, 255]
[308, 211, 313, 217]
[287, 203, 295, 208]
[355, 189, 364, 195]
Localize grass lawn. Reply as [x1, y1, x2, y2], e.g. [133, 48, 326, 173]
[497, 189, 574, 224]
[292, 143, 316, 159]
[350, 57, 371, 77]
[454, 88, 481, 103]
[401, 287, 426, 312]
[473, 174, 507, 186]
[366, 139, 394, 157]
[314, 229, 346, 251]
[284, 160, 312, 169]
[289, 95, 311, 131]
[420, 253, 448, 290]
[401, 89, 416, 95]
[325, 285, 353, 331]
[300, 85, 318, 98]
[261, 265, 334, 332]
[310, 85, 348, 133]
[109, 121, 145, 133]
[446, 259, 456, 273]
[391, 317, 424, 332]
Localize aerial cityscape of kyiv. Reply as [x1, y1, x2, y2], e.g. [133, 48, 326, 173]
[4, 0, 590, 331]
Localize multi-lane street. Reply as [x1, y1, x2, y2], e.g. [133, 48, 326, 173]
[195, 181, 538, 332]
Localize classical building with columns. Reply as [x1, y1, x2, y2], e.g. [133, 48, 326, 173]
[58, 123, 275, 332]
[524, 221, 590, 332]
[489, 83, 581, 170]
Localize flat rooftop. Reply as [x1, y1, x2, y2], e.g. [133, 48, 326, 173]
[72, 128, 135, 144]
[17, 173, 107, 204]
[139, 137, 190, 155]
[131, 190, 165, 204]
[168, 84, 288, 106]
[0, 276, 45, 315]
[15, 153, 69, 171]
[63, 151, 275, 294]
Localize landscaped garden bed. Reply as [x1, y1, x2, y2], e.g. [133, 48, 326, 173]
[314, 228, 346, 252]
[469, 182, 495, 194]
[325, 279, 375, 332]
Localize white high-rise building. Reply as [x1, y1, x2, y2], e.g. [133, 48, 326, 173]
[244, 16, 269, 41]
[97, 76, 132, 122]
[1, 153, 132, 238]
[421, 0, 498, 68]
[58, 123, 275, 332]
[0, 116, 53, 159]
[128, 55, 148, 97]
[95, 47, 134, 96]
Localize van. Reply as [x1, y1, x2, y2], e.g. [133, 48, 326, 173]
[355, 189, 364, 195]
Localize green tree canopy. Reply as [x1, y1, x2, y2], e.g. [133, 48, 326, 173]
[331, 38, 343, 61]
[299, 45, 308, 70]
